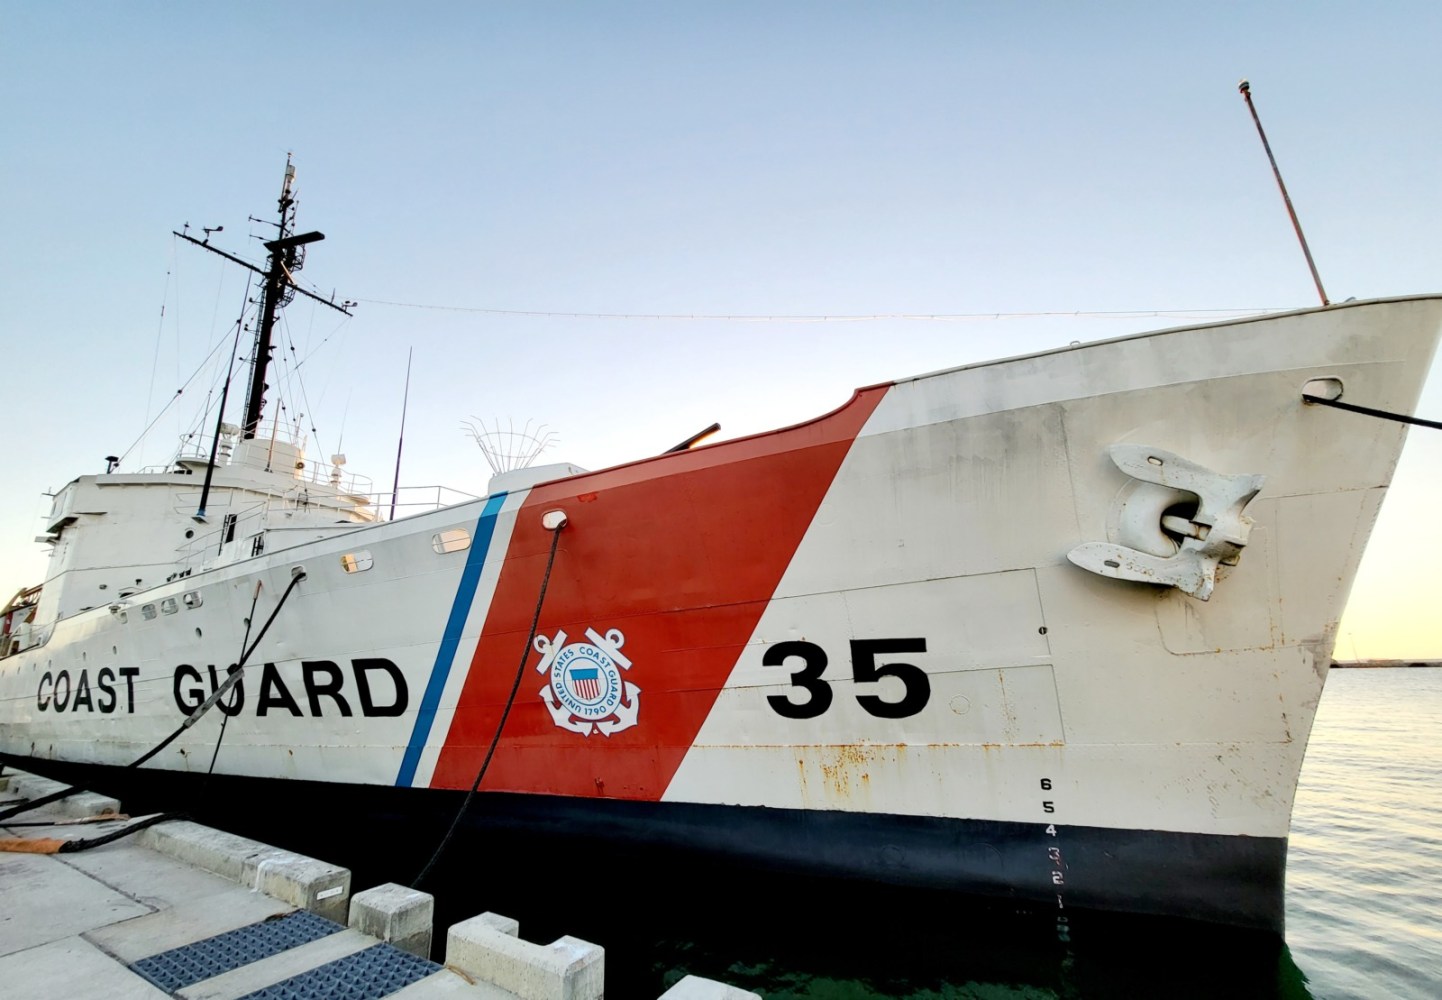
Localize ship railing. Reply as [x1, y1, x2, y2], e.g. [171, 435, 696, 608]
[267, 483, 378, 521]
[170, 498, 271, 576]
[367, 485, 482, 521]
[166, 426, 376, 496]
[261, 483, 476, 521]
[167, 484, 480, 577]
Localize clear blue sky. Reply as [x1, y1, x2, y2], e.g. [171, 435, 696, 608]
[4, 2, 1440, 655]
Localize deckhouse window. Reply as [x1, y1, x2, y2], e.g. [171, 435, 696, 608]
[183, 591, 203, 609]
[432, 528, 471, 554]
[141, 604, 157, 621]
[341, 550, 374, 574]
[160, 598, 178, 615]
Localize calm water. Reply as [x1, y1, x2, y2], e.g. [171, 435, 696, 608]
[231, 668, 1442, 998]
[1284, 668, 1442, 999]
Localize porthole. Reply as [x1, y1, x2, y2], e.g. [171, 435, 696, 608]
[341, 550, 374, 574]
[432, 528, 471, 554]
[195, 628, 203, 639]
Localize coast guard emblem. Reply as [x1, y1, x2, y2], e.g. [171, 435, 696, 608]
[534, 627, 640, 737]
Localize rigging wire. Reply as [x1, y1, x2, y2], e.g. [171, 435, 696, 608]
[287, 301, 326, 451]
[274, 309, 312, 446]
[293, 349, 324, 455]
[290, 311, 352, 372]
[268, 301, 353, 469]
[207, 254, 232, 351]
[117, 390, 185, 468]
[357, 299, 1286, 324]
[181, 252, 242, 450]
[334, 390, 353, 461]
[184, 289, 256, 453]
[183, 317, 244, 449]
[138, 252, 175, 463]
[114, 301, 254, 467]
[265, 319, 306, 457]
[0, 570, 307, 824]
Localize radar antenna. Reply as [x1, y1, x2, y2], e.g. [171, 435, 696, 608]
[461, 418, 557, 475]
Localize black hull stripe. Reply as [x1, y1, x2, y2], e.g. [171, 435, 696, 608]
[1, 754, 1285, 933]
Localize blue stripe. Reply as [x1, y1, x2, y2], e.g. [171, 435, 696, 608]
[395, 492, 508, 787]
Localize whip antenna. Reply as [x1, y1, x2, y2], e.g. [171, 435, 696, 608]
[389, 348, 413, 520]
[1238, 79, 1329, 306]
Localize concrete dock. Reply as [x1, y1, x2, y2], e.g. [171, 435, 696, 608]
[0, 770, 757, 999]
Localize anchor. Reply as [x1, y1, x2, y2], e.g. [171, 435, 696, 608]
[1068, 444, 1265, 601]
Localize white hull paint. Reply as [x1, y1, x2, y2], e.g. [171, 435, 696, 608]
[673, 299, 1438, 839]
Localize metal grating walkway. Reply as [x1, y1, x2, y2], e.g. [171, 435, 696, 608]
[131, 910, 344, 992]
[234, 942, 441, 1000]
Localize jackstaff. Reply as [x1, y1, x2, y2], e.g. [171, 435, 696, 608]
[1238, 79, 1330, 307]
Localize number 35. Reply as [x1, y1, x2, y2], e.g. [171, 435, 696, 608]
[764, 638, 930, 719]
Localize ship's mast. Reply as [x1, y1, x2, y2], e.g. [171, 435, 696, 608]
[173, 158, 353, 518]
[242, 158, 326, 439]
[176, 157, 352, 439]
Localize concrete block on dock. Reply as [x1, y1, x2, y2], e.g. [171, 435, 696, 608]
[138, 820, 265, 881]
[250, 853, 351, 923]
[658, 975, 762, 999]
[7, 771, 62, 800]
[0, 770, 117, 819]
[58, 791, 121, 819]
[349, 883, 434, 958]
[474, 912, 520, 937]
[446, 912, 603, 1000]
[138, 820, 350, 922]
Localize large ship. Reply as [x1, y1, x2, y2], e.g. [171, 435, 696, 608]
[2, 164, 1438, 934]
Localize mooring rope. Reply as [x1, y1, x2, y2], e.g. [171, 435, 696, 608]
[204, 582, 264, 779]
[0, 570, 307, 824]
[412, 521, 565, 889]
[0, 811, 179, 855]
[1303, 393, 1442, 431]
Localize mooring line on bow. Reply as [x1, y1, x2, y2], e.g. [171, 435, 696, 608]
[411, 509, 568, 889]
[0, 567, 308, 825]
[1303, 393, 1442, 431]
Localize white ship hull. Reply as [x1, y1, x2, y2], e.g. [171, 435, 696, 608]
[4, 296, 1439, 931]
